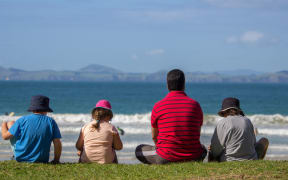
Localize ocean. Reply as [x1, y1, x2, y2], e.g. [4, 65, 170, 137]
[0, 81, 288, 163]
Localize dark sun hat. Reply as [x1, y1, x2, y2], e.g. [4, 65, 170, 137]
[218, 97, 244, 117]
[27, 95, 53, 112]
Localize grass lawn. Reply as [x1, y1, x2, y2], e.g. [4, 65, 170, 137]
[0, 160, 287, 179]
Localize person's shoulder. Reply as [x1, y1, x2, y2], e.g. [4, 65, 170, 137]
[185, 95, 200, 104]
[217, 117, 226, 125]
[216, 117, 232, 128]
[230, 115, 247, 122]
[23, 114, 34, 118]
[242, 116, 253, 124]
[219, 115, 245, 128]
[39, 115, 58, 125]
[103, 121, 114, 128]
[153, 98, 165, 109]
[17, 114, 34, 121]
[82, 121, 92, 129]
[42, 115, 56, 122]
[17, 114, 29, 119]
[80, 121, 95, 133]
[243, 116, 251, 121]
[97, 121, 115, 132]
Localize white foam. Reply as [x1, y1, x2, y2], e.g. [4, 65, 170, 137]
[1, 113, 288, 126]
[249, 114, 288, 125]
[121, 127, 150, 134]
[52, 113, 288, 126]
[268, 145, 288, 151]
[61, 142, 76, 147]
[59, 127, 81, 133]
[265, 154, 288, 160]
[201, 126, 215, 135]
[0, 116, 19, 122]
[122, 141, 153, 149]
[50, 114, 91, 124]
[57, 126, 217, 135]
[112, 113, 151, 124]
[258, 128, 288, 136]
[1, 114, 288, 137]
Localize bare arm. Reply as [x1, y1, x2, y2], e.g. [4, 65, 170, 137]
[52, 138, 62, 163]
[1, 122, 13, 140]
[75, 131, 84, 151]
[113, 131, 123, 150]
[151, 127, 159, 145]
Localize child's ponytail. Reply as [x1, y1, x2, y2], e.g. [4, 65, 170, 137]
[90, 108, 113, 131]
[94, 110, 101, 129]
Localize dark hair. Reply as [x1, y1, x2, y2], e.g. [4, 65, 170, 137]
[91, 108, 113, 130]
[223, 108, 244, 117]
[167, 69, 185, 91]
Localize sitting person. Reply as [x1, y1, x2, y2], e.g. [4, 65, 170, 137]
[1, 95, 62, 163]
[135, 69, 207, 164]
[208, 97, 269, 162]
[76, 100, 123, 164]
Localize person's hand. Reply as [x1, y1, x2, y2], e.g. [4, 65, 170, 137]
[208, 145, 211, 151]
[112, 131, 118, 136]
[50, 159, 60, 164]
[77, 150, 82, 156]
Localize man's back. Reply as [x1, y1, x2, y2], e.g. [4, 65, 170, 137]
[151, 91, 204, 161]
[9, 114, 61, 162]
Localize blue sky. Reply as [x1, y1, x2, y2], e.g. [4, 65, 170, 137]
[1, 0, 288, 73]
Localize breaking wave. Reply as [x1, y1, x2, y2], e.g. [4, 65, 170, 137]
[1, 113, 288, 126]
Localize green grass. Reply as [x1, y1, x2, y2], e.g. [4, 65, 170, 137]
[0, 160, 288, 179]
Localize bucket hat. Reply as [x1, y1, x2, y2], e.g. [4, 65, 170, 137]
[27, 95, 53, 112]
[218, 97, 244, 117]
[95, 99, 112, 110]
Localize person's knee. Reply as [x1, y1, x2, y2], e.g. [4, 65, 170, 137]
[259, 137, 269, 147]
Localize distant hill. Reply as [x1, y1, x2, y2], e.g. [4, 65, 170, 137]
[216, 69, 264, 76]
[79, 64, 122, 74]
[0, 64, 287, 83]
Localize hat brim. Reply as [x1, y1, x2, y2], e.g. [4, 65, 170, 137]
[218, 107, 244, 117]
[94, 107, 112, 111]
[27, 107, 53, 112]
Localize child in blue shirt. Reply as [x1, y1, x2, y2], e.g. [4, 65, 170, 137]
[1, 95, 62, 163]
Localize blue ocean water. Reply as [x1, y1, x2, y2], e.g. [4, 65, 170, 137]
[0, 81, 288, 163]
[0, 81, 287, 115]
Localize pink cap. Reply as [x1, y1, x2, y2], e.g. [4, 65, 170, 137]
[95, 99, 112, 110]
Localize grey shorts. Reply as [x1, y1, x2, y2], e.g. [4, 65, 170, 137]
[135, 144, 207, 164]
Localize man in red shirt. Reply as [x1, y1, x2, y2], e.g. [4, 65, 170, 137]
[135, 69, 207, 164]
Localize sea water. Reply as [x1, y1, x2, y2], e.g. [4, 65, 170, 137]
[0, 81, 287, 163]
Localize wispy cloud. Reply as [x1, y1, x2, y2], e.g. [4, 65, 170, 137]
[121, 9, 201, 22]
[203, 0, 288, 8]
[146, 49, 165, 56]
[226, 31, 264, 44]
[240, 31, 264, 43]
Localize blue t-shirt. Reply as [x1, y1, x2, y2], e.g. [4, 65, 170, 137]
[8, 114, 62, 163]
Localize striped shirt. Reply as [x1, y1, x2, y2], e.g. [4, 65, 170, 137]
[151, 91, 204, 161]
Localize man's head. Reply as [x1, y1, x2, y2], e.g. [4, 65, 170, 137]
[167, 69, 185, 91]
